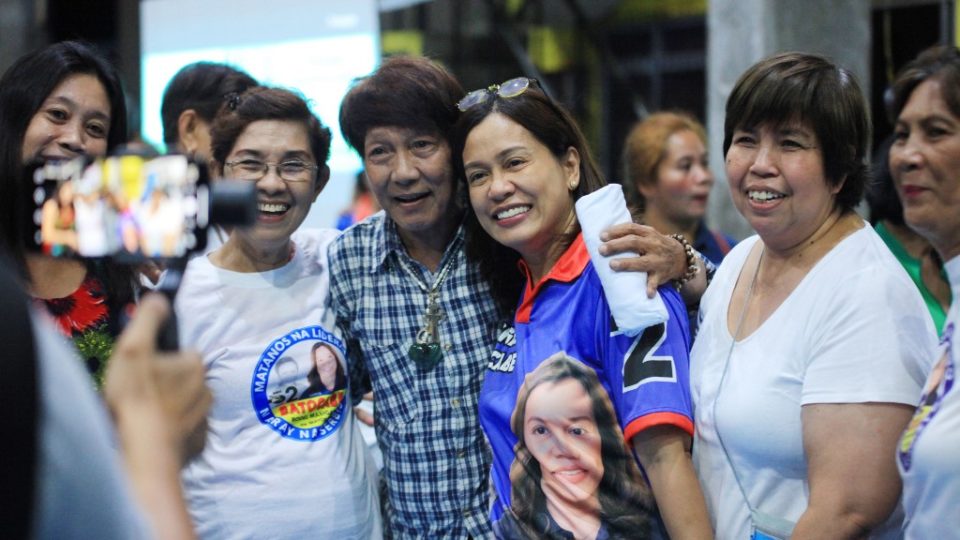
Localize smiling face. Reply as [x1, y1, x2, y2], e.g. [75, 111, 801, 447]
[22, 73, 111, 162]
[641, 129, 713, 229]
[312, 344, 340, 390]
[725, 121, 841, 251]
[889, 79, 960, 260]
[524, 378, 603, 511]
[222, 119, 322, 254]
[362, 126, 459, 246]
[463, 112, 580, 277]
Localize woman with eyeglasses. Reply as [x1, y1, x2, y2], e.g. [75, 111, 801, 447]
[689, 52, 936, 539]
[451, 77, 711, 540]
[174, 86, 382, 538]
[887, 44, 960, 538]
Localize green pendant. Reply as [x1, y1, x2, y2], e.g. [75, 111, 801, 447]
[409, 342, 443, 370]
[409, 289, 445, 371]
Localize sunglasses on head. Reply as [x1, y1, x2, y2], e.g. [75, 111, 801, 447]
[456, 77, 541, 112]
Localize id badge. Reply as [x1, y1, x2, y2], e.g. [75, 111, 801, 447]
[751, 529, 784, 540]
[749, 510, 794, 540]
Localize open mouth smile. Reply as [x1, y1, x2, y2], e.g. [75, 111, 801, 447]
[747, 190, 786, 202]
[495, 205, 531, 220]
[258, 202, 290, 215]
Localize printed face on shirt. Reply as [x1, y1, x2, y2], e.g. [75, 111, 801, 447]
[640, 129, 713, 228]
[22, 74, 111, 162]
[312, 343, 340, 390]
[463, 112, 580, 268]
[524, 378, 603, 511]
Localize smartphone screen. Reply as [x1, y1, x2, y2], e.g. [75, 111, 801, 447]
[26, 155, 209, 260]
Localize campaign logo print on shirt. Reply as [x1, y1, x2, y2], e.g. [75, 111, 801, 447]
[488, 324, 518, 373]
[899, 321, 954, 471]
[250, 326, 348, 441]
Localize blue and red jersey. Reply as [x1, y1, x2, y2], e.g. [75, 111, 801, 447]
[479, 234, 693, 527]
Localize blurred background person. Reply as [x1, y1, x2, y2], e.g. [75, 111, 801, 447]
[887, 44, 960, 539]
[867, 135, 950, 334]
[31, 292, 209, 540]
[0, 40, 138, 386]
[160, 61, 257, 163]
[335, 170, 380, 230]
[159, 61, 258, 254]
[0, 247, 210, 539]
[622, 111, 736, 265]
[175, 86, 381, 538]
[691, 51, 936, 539]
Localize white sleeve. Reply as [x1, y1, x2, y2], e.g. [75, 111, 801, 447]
[801, 265, 937, 406]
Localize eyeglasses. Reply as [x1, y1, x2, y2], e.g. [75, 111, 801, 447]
[224, 159, 318, 183]
[456, 77, 540, 112]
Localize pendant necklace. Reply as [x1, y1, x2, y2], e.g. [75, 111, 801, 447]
[396, 250, 458, 371]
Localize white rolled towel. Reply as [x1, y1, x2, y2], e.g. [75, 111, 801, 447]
[575, 184, 668, 335]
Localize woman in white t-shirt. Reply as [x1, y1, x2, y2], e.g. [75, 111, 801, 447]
[174, 87, 381, 538]
[887, 44, 960, 539]
[690, 52, 937, 539]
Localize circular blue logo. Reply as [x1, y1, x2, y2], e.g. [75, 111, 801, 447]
[250, 326, 348, 441]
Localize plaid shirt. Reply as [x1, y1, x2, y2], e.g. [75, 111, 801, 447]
[329, 212, 499, 539]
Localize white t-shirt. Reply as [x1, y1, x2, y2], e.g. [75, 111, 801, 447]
[176, 228, 382, 539]
[691, 226, 936, 539]
[899, 254, 960, 539]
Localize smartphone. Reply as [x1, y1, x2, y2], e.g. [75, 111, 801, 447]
[25, 154, 209, 261]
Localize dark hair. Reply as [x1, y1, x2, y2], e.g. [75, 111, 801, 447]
[723, 52, 870, 212]
[865, 134, 903, 226]
[888, 44, 960, 123]
[160, 62, 257, 147]
[451, 83, 606, 317]
[622, 111, 707, 213]
[0, 40, 128, 279]
[509, 353, 652, 538]
[304, 342, 344, 394]
[339, 55, 464, 156]
[210, 86, 332, 171]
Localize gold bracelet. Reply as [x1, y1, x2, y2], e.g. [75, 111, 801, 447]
[669, 233, 699, 291]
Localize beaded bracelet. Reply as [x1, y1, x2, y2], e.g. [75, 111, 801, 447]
[669, 233, 699, 290]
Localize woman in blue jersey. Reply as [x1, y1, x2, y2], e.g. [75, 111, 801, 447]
[452, 77, 711, 540]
